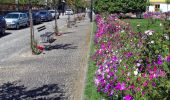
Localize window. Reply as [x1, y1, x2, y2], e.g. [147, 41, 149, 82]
[23, 14, 27, 18]
[155, 4, 160, 11]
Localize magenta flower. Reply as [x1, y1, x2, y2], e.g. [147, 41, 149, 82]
[124, 94, 133, 100]
[152, 82, 156, 87]
[166, 55, 170, 62]
[125, 52, 133, 58]
[115, 82, 126, 90]
[142, 91, 145, 96]
[156, 59, 163, 65]
[112, 56, 118, 62]
[143, 81, 148, 87]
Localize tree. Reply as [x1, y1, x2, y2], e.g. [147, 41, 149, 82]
[66, 0, 87, 13]
[0, 0, 15, 3]
[94, 0, 148, 14]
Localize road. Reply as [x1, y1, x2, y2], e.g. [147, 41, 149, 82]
[0, 16, 67, 63]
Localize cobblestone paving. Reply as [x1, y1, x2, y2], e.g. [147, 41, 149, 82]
[0, 16, 91, 100]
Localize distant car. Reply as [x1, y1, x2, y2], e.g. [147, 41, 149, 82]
[39, 10, 53, 22]
[4, 12, 29, 29]
[65, 9, 73, 15]
[0, 16, 6, 35]
[27, 11, 41, 24]
[48, 10, 59, 19]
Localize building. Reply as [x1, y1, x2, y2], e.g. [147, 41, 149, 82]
[149, 0, 170, 12]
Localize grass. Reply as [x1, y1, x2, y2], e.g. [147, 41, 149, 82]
[84, 22, 101, 100]
[123, 19, 163, 33]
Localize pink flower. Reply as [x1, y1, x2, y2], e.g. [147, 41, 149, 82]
[137, 87, 141, 91]
[124, 94, 133, 100]
[115, 82, 126, 90]
[159, 70, 166, 77]
[130, 85, 135, 89]
[94, 79, 100, 86]
[166, 55, 170, 62]
[143, 81, 148, 87]
[126, 77, 131, 81]
[149, 74, 154, 80]
[125, 52, 133, 58]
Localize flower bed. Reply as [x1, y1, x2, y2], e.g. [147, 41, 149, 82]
[92, 14, 170, 100]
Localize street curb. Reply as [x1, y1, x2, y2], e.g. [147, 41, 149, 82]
[81, 22, 94, 100]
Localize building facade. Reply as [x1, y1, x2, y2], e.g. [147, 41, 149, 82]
[149, 0, 170, 12]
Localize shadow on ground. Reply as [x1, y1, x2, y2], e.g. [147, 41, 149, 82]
[44, 43, 78, 51]
[62, 31, 74, 35]
[0, 81, 65, 100]
[0, 32, 12, 38]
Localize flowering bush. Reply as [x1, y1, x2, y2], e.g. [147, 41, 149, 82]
[93, 14, 170, 99]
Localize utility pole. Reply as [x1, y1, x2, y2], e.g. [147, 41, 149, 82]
[90, 0, 93, 22]
[29, 0, 34, 54]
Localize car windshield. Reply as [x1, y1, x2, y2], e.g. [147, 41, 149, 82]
[39, 12, 46, 14]
[49, 11, 55, 13]
[5, 14, 19, 18]
[67, 9, 72, 11]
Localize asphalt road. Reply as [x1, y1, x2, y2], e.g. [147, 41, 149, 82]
[0, 16, 67, 63]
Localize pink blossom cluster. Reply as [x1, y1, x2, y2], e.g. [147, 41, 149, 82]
[93, 14, 170, 99]
[143, 12, 166, 20]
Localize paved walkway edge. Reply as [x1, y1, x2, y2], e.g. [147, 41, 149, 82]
[81, 22, 94, 100]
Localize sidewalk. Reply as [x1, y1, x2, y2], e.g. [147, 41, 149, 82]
[0, 16, 92, 100]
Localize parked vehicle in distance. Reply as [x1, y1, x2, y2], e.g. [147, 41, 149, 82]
[39, 10, 53, 22]
[27, 11, 41, 24]
[65, 9, 73, 15]
[48, 10, 59, 19]
[0, 16, 7, 35]
[4, 12, 29, 29]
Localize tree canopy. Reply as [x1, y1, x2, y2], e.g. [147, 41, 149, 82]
[94, 0, 148, 14]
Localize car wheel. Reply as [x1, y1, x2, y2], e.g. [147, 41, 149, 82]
[16, 24, 20, 30]
[39, 20, 42, 24]
[26, 22, 29, 27]
[1, 28, 5, 35]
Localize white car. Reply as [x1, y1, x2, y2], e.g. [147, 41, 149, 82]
[4, 12, 29, 29]
[48, 10, 59, 19]
[65, 9, 73, 15]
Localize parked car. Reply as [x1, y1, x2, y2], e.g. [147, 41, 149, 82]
[0, 16, 7, 35]
[4, 12, 29, 29]
[48, 10, 59, 19]
[65, 9, 73, 15]
[27, 11, 41, 24]
[39, 10, 53, 22]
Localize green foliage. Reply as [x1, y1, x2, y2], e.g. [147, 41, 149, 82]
[163, 20, 170, 34]
[0, 0, 44, 4]
[0, 0, 14, 3]
[94, 0, 148, 14]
